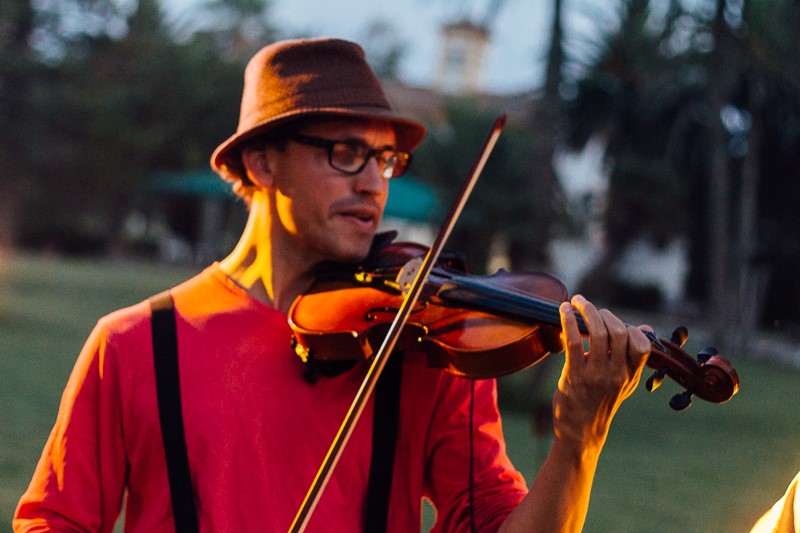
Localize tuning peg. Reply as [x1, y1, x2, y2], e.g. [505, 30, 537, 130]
[670, 326, 689, 347]
[669, 390, 693, 411]
[646, 367, 669, 392]
[697, 346, 719, 364]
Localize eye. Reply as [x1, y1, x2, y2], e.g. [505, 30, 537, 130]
[382, 151, 398, 165]
[334, 142, 365, 164]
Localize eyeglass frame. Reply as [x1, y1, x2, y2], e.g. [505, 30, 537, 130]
[290, 133, 412, 179]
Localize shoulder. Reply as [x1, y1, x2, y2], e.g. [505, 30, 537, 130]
[172, 263, 281, 320]
[87, 265, 224, 353]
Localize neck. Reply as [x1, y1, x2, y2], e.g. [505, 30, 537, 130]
[219, 191, 316, 314]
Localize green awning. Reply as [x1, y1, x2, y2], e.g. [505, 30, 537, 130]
[147, 171, 235, 199]
[386, 176, 439, 222]
[147, 170, 439, 222]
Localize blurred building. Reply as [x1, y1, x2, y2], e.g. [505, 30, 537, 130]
[434, 20, 490, 95]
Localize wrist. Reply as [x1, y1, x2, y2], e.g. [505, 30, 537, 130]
[551, 426, 607, 467]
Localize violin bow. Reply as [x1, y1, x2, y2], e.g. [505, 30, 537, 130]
[288, 115, 508, 532]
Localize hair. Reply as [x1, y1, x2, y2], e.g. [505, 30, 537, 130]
[217, 121, 300, 204]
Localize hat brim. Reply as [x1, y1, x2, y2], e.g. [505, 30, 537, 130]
[211, 106, 427, 175]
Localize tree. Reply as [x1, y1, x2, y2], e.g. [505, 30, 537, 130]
[191, 0, 276, 61]
[16, 0, 185, 251]
[8, 0, 276, 254]
[361, 20, 406, 80]
[411, 100, 539, 273]
[563, 0, 800, 352]
[0, 0, 37, 247]
[509, 0, 566, 271]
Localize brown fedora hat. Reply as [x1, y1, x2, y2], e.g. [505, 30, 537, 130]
[211, 37, 427, 177]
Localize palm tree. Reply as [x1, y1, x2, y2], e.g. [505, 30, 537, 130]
[563, 0, 800, 354]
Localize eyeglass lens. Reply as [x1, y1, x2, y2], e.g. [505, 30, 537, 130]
[330, 143, 408, 179]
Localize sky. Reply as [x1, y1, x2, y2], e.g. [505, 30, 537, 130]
[168, 0, 560, 95]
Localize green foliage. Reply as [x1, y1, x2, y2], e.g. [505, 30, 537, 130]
[362, 20, 406, 80]
[565, 0, 800, 327]
[605, 154, 688, 249]
[411, 101, 559, 272]
[745, 0, 800, 84]
[0, 0, 274, 253]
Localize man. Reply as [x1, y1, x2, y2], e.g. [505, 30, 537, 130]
[14, 37, 651, 532]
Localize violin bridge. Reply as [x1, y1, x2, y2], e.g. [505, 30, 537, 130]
[395, 256, 424, 296]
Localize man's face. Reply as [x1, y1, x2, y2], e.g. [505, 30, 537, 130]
[263, 118, 397, 265]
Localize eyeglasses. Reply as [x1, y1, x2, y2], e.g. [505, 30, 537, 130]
[291, 134, 412, 179]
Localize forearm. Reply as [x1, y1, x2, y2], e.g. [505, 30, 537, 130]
[499, 436, 603, 533]
[498, 296, 650, 532]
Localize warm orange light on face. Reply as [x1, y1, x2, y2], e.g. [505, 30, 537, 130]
[259, 118, 395, 266]
[275, 190, 300, 237]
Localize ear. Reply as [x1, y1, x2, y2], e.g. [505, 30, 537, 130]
[241, 147, 274, 188]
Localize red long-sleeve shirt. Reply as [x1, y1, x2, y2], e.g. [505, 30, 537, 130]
[14, 264, 527, 532]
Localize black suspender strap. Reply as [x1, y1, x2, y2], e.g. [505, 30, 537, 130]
[364, 350, 404, 532]
[149, 291, 199, 533]
[151, 290, 400, 531]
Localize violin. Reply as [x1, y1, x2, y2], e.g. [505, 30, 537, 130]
[288, 115, 739, 532]
[289, 240, 740, 410]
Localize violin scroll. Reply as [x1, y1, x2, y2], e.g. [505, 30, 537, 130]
[643, 328, 739, 410]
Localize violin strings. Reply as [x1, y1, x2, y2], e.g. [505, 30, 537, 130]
[437, 274, 590, 333]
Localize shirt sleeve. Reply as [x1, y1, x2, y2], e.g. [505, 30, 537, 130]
[749, 471, 800, 533]
[13, 320, 128, 533]
[424, 375, 528, 532]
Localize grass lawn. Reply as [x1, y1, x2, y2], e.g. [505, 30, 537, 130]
[498, 355, 800, 532]
[2, 252, 799, 532]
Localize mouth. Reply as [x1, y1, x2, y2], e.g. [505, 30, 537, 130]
[336, 205, 380, 231]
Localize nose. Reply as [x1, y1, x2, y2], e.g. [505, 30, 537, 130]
[353, 157, 388, 196]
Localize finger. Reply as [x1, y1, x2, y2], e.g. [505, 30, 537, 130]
[571, 295, 608, 359]
[627, 325, 652, 367]
[600, 308, 628, 361]
[618, 327, 649, 394]
[559, 301, 585, 367]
